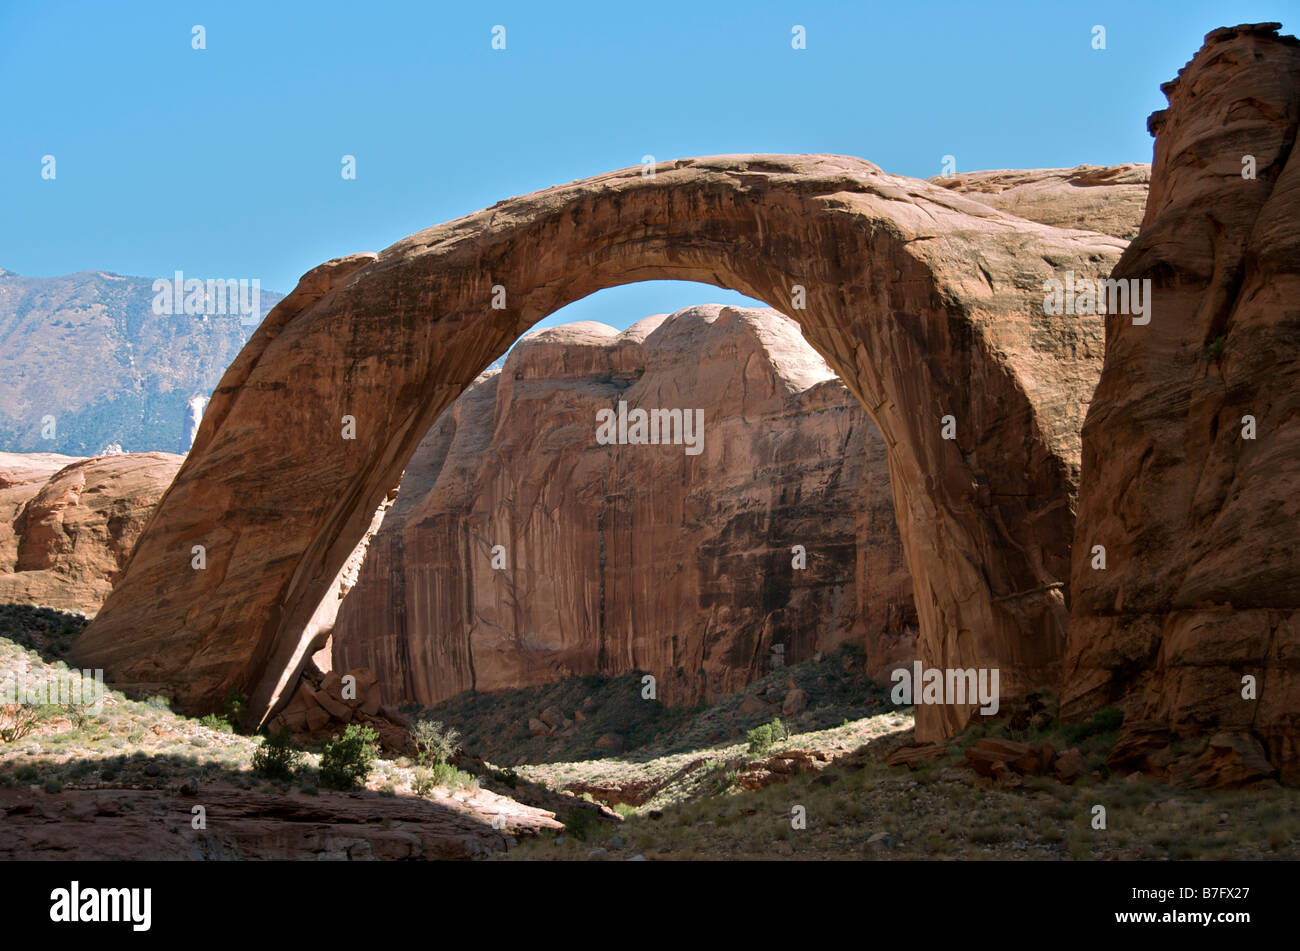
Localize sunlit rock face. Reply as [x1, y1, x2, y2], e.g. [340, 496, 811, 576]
[329, 306, 918, 707]
[0, 451, 182, 613]
[1066, 23, 1300, 783]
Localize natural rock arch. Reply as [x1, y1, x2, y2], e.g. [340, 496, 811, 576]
[72, 154, 1124, 740]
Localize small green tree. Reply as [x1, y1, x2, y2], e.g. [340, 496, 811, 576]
[746, 717, 789, 756]
[252, 729, 303, 780]
[222, 688, 247, 731]
[746, 723, 774, 756]
[0, 703, 54, 744]
[411, 718, 461, 766]
[319, 723, 380, 790]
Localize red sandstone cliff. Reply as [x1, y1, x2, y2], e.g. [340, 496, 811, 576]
[330, 306, 916, 706]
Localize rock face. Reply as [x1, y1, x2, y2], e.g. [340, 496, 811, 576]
[0, 782, 561, 860]
[73, 151, 1127, 742]
[1065, 24, 1300, 782]
[932, 165, 1150, 239]
[329, 306, 917, 707]
[0, 269, 280, 454]
[0, 451, 182, 613]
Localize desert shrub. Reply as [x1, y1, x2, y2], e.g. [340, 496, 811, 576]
[222, 688, 247, 730]
[1064, 706, 1124, 744]
[411, 718, 461, 766]
[319, 724, 379, 790]
[493, 766, 519, 788]
[563, 807, 599, 842]
[252, 729, 303, 780]
[412, 766, 435, 797]
[199, 713, 232, 733]
[746, 718, 789, 756]
[0, 703, 55, 743]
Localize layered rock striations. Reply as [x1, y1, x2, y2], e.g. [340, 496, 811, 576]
[329, 307, 917, 707]
[1066, 23, 1300, 782]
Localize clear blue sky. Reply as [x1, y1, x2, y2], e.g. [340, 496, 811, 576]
[1, 0, 1291, 331]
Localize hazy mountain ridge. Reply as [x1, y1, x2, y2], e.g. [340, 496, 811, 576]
[0, 268, 282, 454]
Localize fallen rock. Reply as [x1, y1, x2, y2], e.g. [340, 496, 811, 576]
[867, 832, 895, 852]
[1188, 732, 1279, 790]
[782, 688, 809, 716]
[886, 743, 948, 770]
[1054, 748, 1086, 784]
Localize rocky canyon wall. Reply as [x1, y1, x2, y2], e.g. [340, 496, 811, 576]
[1066, 23, 1300, 784]
[329, 306, 916, 707]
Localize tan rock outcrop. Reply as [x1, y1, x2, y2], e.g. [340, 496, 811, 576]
[932, 165, 1150, 239]
[0, 451, 182, 613]
[1065, 23, 1300, 783]
[329, 306, 916, 707]
[73, 150, 1127, 741]
[0, 782, 561, 860]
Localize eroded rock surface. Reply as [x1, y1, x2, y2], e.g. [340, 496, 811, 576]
[932, 165, 1150, 239]
[329, 307, 916, 707]
[0, 451, 182, 613]
[1065, 23, 1300, 782]
[0, 783, 561, 860]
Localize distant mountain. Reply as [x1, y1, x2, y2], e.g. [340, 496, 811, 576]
[0, 269, 282, 454]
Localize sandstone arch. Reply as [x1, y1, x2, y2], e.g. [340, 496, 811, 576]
[71, 154, 1125, 740]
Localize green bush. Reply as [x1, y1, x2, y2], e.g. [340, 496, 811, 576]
[319, 724, 380, 790]
[746, 717, 789, 756]
[222, 688, 247, 731]
[412, 760, 476, 797]
[563, 807, 599, 842]
[412, 765, 435, 797]
[252, 729, 303, 781]
[493, 766, 519, 788]
[1064, 706, 1124, 744]
[199, 713, 233, 733]
[411, 718, 461, 766]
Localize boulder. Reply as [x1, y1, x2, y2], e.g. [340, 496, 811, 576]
[782, 688, 809, 716]
[1188, 733, 1279, 790]
[1053, 748, 1086, 784]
